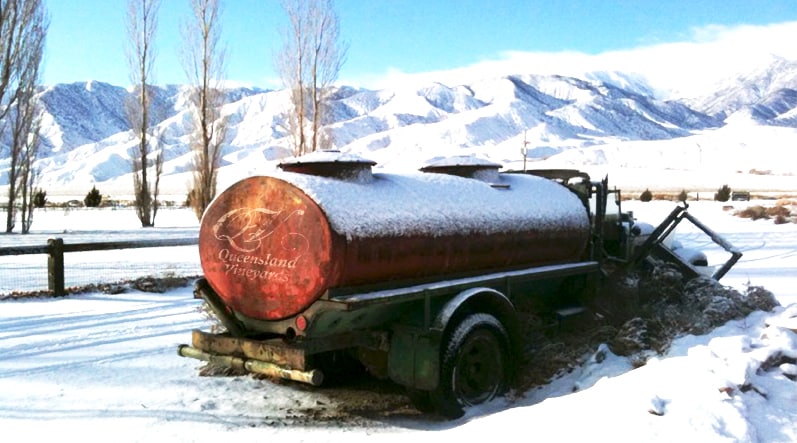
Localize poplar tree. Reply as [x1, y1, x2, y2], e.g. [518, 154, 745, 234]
[125, 0, 162, 227]
[182, 0, 227, 220]
[276, 0, 347, 156]
[1, 0, 48, 233]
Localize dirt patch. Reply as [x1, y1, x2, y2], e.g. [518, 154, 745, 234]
[512, 259, 779, 395]
[0, 274, 199, 300]
[199, 363, 429, 426]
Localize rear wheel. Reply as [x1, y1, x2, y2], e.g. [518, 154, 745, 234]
[432, 313, 510, 418]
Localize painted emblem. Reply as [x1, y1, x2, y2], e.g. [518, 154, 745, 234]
[212, 208, 305, 253]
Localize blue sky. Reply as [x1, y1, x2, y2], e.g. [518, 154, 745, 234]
[43, 0, 797, 89]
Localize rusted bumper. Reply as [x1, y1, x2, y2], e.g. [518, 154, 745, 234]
[178, 329, 323, 386]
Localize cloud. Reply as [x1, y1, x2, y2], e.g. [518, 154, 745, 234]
[355, 21, 797, 98]
[602, 21, 797, 96]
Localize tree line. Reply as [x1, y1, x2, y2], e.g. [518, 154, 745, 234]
[1, 0, 346, 233]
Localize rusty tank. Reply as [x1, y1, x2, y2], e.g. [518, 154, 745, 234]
[198, 152, 591, 323]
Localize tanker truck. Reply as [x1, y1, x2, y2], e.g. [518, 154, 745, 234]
[178, 151, 741, 418]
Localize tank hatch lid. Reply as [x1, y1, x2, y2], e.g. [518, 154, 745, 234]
[522, 169, 590, 184]
[420, 155, 504, 185]
[278, 150, 376, 179]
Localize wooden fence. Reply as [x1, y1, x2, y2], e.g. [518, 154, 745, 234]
[0, 237, 198, 296]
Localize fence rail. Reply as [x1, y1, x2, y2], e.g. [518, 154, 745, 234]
[0, 237, 199, 296]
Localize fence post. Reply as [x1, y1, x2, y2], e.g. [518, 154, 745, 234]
[48, 238, 65, 296]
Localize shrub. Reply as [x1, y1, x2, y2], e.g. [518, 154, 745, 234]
[714, 184, 731, 202]
[639, 189, 653, 202]
[84, 186, 103, 208]
[185, 188, 196, 208]
[677, 190, 688, 202]
[33, 189, 47, 208]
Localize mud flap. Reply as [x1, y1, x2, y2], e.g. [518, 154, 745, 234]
[388, 325, 440, 390]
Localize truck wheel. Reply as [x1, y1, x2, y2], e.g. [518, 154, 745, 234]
[433, 313, 510, 418]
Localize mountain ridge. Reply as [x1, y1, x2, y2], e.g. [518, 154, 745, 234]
[2, 56, 797, 196]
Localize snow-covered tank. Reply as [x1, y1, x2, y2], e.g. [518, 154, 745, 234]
[198, 152, 591, 322]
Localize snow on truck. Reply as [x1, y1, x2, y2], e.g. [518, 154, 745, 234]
[178, 151, 741, 418]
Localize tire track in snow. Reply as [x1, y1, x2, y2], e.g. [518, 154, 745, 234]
[0, 345, 183, 378]
[0, 320, 199, 363]
[0, 315, 204, 364]
[0, 300, 201, 339]
[677, 230, 797, 263]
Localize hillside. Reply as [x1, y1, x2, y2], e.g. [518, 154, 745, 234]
[1, 55, 797, 198]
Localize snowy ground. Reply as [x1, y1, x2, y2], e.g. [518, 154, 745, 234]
[1, 200, 796, 442]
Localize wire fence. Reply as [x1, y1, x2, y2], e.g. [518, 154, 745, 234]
[0, 207, 202, 296]
[0, 237, 201, 296]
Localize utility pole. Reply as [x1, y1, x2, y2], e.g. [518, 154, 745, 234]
[521, 131, 529, 171]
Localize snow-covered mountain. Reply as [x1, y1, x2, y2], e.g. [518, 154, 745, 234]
[2, 56, 797, 198]
[685, 56, 797, 125]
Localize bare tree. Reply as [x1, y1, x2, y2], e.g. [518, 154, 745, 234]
[181, 0, 227, 220]
[18, 111, 43, 234]
[14, 79, 44, 234]
[125, 0, 162, 227]
[1, 0, 47, 233]
[275, 0, 347, 156]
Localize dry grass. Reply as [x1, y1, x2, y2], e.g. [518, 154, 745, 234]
[734, 203, 795, 224]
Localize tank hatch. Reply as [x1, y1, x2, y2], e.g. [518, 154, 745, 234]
[420, 155, 504, 186]
[278, 150, 376, 180]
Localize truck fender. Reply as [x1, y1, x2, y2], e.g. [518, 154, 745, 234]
[431, 288, 519, 341]
[432, 287, 521, 361]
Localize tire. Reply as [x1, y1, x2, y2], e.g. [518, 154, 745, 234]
[432, 313, 510, 419]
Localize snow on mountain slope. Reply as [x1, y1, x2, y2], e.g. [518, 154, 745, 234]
[686, 56, 797, 125]
[332, 74, 721, 172]
[37, 81, 132, 152]
[2, 57, 797, 197]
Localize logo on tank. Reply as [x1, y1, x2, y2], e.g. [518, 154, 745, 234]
[211, 208, 309, 282]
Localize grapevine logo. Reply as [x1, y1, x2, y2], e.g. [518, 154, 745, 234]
[212, 208, 309, 282]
